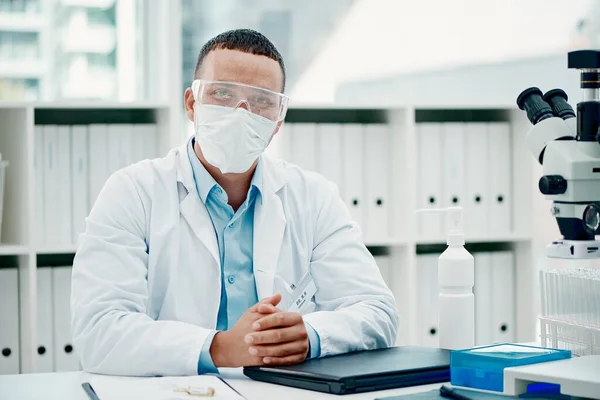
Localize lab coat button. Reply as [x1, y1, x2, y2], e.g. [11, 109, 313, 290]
[227, 275, 235, 284]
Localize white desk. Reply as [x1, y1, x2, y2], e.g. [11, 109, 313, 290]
[0, 369, 443, 400]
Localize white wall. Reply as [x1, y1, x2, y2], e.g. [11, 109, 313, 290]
[334, 54, 582, 107]
[290, 0, 593, 104]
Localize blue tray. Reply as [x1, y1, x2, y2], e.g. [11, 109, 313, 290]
[450, 343, 571, 392]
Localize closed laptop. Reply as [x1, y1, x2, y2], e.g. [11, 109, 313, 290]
[243, 346, 450, 395]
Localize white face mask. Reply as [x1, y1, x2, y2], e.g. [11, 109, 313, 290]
[194, 104, 277, 174]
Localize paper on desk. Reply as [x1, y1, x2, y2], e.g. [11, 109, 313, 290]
[88, 375, 244, 400]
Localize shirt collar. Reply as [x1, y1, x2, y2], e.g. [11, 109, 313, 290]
[187, 138, 263, 205]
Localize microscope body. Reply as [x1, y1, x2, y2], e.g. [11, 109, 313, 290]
[518, 50, 600, 259]
[542, 138, 600, 258]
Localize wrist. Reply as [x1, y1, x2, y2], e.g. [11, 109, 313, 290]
[210, 331, 231, 368]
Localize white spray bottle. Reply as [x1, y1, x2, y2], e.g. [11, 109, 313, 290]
[415, 206, 475, 350]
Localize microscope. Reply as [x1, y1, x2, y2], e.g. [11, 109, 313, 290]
[517, 50, 600, 259]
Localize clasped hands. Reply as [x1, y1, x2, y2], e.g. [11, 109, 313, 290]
[210, 293, 310, 367]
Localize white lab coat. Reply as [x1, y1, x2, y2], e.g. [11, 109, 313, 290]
[71, 143, 399, 376]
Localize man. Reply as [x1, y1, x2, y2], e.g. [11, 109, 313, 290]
[71, 29, 398, 376]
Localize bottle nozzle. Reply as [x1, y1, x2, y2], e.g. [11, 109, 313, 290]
[415, 206, 465, 245]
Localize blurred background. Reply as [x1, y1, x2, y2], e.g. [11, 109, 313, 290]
[0, 0, 598, 105]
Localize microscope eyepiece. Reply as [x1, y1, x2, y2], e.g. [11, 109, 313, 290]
[544, 89, 576, 120]
[517, 87, 554, 125]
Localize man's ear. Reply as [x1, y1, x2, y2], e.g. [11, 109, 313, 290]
[273, 120, 284, 135]
[184, 88, 195, 122]
[267, 120, 284, 145]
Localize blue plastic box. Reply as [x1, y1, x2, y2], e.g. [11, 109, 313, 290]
[450, 343, 571, 392]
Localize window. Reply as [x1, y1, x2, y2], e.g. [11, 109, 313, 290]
[0, 0, 145, 101]
[180, 0, 355, 96]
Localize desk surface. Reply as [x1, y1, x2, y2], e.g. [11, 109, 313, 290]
[0, 369, 443, 400]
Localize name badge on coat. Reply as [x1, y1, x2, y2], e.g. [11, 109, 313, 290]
[275, 270, 317, 315]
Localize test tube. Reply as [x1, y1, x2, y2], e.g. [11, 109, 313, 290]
[540, 270, 547, 317]
[589, 269, 600, 328]
[551, 270, 558, 318]
[569, 269, 582, 324]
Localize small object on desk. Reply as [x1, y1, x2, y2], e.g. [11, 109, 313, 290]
[440, 385, 475, 400]
[85, 375, 244, 400]
[82, 382, 101, 400]
[173, 385, 215, 397]
[450, 343, 571, 392]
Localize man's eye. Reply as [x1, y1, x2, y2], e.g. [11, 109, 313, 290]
[214, 89, 232, 98]
[252, 96, 274, 106]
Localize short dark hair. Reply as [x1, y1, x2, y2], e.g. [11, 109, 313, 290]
[194, 29, 286, 92]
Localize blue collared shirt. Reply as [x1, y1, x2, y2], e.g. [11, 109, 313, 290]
[187, 140, 320, 374]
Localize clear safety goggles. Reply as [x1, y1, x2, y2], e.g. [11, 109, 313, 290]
[191, 79, 289, 122]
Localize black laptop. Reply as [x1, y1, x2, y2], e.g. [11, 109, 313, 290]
[243, 346, 450, 395]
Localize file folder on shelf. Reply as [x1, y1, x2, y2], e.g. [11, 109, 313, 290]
[43, 125, 60, 247]
[108, 124, 133, 173]
[36, 267, 54, 373]
[131, 124, 156, 162]
[464, 123, 489, 236]
[289, 123, 317, 172]
[416, 254, 439, 348]
[374, 255, 391, 288]
[487, 123, 512, 235]
[341, 124, 365, 231]
[0, 269, 20, 374]
[474, 252, 493, 346]
[88, 124, 110, 208]
[491, 251, 515, 343]
[364, 124, 391, 242]
[52, 266, 80, 372]
[34, 125, 45, 247]
[144, 124, 159, 160]
[266, 123, 292, 161]
[316, 123, 344, 197]
[417, 123, 443, 238]
[57, 125, 73, 246]
[71, 126, 89, 245]
[442, 123, 466, 210]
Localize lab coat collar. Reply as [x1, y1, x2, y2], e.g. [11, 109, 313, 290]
[173, 142, 286, 203]
[253, 154, 287, 300]
[174, 143, 221, 267]
[186, 138, 265, 205]
[173, 143, 287, 299]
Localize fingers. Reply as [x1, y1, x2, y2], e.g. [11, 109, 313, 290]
[264, 292, 282, 307]
[252, 312, 303, 331]
[257, 303, 280, 314]
[245, 324, 307, 345]
[250, 293, 282, 312]
[248, 340, 308, 358]
[262, 353, 307, 366]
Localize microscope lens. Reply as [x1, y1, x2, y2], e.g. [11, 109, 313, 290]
[543, 89, 576, 120]
[516, 87, 555, 125]
[583, 204, 600, 234]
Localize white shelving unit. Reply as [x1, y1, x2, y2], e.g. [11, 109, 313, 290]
[0, 102, 537, 374]
[0, 102, 180, 373]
